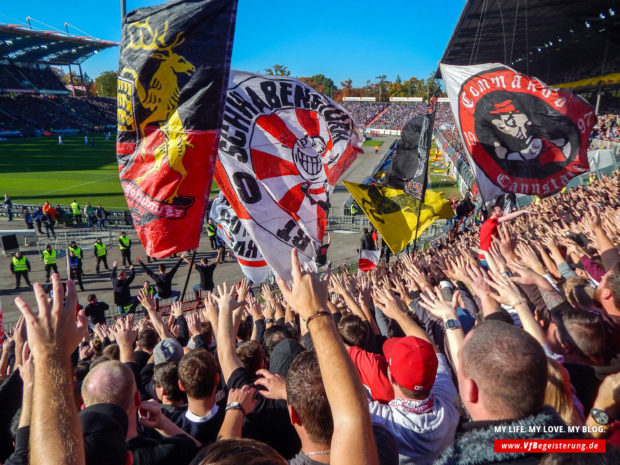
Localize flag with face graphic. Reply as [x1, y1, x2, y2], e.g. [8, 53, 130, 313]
[209, 194, 269, 283]
[116, 0, 237, 257]
[215, 70, 363, 280]
[440, 63, 593, 201]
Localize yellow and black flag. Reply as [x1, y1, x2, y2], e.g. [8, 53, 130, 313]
[116, 0, 237, 257]
[344, 181, 453, 254]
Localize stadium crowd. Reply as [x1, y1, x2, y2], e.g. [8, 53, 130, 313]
[340, 102, 388, 126]
[368, 103, 426, 131]
[1, 171, 619, 465]
[0, 95, 115, 135]
[0, 64, 66, 92]
[592, 112, 620, 144]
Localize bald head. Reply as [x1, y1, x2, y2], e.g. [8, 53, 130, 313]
[81, 360, 136, 411]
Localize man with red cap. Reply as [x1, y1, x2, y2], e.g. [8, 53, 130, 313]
[370, 289, 460, 465]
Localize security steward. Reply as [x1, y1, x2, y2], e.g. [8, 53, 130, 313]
[93, 238, 110, 274]
[68, 240, 84, 276]
[11, 251, 31, 288]
[206, 219, 217, 249]
[70, 199, 82, 224]
[42, 244, 58, 282]
[118, 231, 133, 267]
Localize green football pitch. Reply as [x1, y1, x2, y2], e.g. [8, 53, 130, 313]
[0, 135, 218, 209]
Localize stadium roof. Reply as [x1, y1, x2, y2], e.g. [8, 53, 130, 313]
[437, 0, 620, 84]
[0, 24, 118, 65]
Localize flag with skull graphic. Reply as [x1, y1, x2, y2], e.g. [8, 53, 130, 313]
[440, 63, 593, 201]
[215, 70, 363, 280]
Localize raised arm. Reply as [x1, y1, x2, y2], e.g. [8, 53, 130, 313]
[214, 283, 245, 383]
[277, 249, 379, 465]
[15, 275, 88, 465]
[498, 209, 530, 224]
[372, 287, 432, 344]
[138, 289, 174, 340]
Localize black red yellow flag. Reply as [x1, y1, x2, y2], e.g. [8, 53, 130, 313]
[344, 182, 453, 254]
[117, 0, 237, 257]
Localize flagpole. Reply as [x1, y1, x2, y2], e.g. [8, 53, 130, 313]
[121, 0, 126, 21]
[411, 95, 437, 255]
[180, 250, 196, 301]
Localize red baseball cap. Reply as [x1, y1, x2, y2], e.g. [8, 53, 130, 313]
[383, 336, 438, 393]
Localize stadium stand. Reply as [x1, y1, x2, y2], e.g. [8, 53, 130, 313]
[367, 102, 426, 130]
[340, 101, 388, 126]
[0, 95, 115, 136]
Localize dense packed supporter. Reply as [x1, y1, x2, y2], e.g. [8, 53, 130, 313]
[0, 63, 66, 92]
[340, 102, 388, 126]
[1, 171, 619, 465]
[368, 103, 426, 130]
[592, 112, 620, 143]
[0, 95, 115, 135]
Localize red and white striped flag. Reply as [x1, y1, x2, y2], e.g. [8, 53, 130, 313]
[358, 249, 380, 272]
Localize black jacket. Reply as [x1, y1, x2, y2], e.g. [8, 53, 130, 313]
[141, 259, 182, 299]
[111, 267, 135, 306]
[434, 407, 574, 465]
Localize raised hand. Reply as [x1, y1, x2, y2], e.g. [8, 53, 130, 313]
[186, 311, 202, 337]
[15, 275, 88, 359]
[254, 369, 287, 401]
[419, 287, 458, 320]
[485, 270, 527, 308]
[515, 242, 546, 276]
[171, 301, 183, 318]
[215, 282, 246, 315]
[236, 279, 252, 303]
[138, 288, 156, 313]
[371, 287, 406, 320]
[276, 249, 330, 320]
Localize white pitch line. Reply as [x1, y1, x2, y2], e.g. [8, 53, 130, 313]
[36, 175, 118, 196]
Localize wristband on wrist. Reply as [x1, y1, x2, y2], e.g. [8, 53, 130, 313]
[304, 310, 331, 326]
[225, 402, 246, 415]
[265, 318, 274, 324]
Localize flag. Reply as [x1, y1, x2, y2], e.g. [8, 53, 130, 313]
[209, 194, 269, 283]
[116, 0, 237, 257]
[386, 97, 437, 199]
[215, 71, 363, 280]
[358, 249, 380, 272]
[440, 63, 593, 201]
[344, 181, 453, 254]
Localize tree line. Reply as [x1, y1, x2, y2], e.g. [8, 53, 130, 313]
[82, 65, 443, 101]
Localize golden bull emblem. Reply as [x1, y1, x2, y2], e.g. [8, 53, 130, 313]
[118, 19, 194, 203]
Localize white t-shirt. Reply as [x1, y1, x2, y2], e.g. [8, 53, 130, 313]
[368, 354, 460, 465]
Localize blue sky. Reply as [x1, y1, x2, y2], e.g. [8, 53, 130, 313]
[1, 0, 465, 86]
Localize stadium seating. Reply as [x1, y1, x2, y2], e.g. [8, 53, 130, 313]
[0, 94, 115, 136]
[340, 102, 388, 126]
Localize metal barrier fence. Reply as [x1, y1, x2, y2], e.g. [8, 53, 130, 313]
[35, 229, 120, 253]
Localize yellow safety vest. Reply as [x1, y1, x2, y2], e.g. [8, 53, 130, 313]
[119, 236, 131, 250]
[12, 256, 28, 271]
[68, 246, 82, 259]
[43, 250, 56, 265]
[94, 243, 107, 257]
[206, 223, 216, 237]
[71, 202, 81, 215]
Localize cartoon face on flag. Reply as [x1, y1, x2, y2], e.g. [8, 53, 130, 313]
[216, 71, 363, 279]
[209, 194, 269, 283]
[440, 63, 593, 199]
